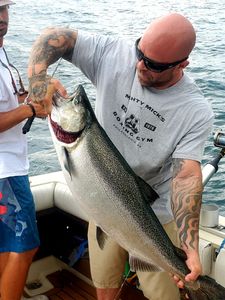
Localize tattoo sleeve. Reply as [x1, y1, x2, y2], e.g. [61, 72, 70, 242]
[29, 27, 77, 72]
[171, 158, 203, 252]
[27, 28, 77, 101]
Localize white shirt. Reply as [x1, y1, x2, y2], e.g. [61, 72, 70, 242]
[0, 47, 29, 178]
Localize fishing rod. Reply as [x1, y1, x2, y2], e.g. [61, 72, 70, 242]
[202, 130, 225, 186]
[22, 57, 63, 134]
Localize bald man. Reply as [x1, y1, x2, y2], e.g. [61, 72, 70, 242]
[27, 13, 214, 300]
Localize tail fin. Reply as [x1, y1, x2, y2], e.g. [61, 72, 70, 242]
[184, 275, 225, 300]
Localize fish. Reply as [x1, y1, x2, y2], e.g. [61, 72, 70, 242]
[48, 84, 225, 300]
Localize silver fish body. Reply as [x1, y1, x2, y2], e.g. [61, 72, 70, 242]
[49, 85, 225, 300]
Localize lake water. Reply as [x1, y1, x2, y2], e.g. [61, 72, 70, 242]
[4, 0, 225, 213]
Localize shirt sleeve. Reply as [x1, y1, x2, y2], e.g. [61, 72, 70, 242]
[172, 107, 214, 162]
[72, 31, 115, 86]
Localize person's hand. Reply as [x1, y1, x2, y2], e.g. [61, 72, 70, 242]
[173, 248, 202, 289]
[28, 75, 67, 114]
[40, 78, 67, 114]
[29, 101, 49, 119]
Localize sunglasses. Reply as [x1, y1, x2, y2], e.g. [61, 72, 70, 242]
[135, 38, 188, 73]
[0, 48, 27, 96]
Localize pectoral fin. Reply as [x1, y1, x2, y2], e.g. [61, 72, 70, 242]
[62, 147, 72, 178]
[96, 226, 108, 250]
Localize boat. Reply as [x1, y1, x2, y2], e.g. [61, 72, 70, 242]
[23, 130, 225, 299]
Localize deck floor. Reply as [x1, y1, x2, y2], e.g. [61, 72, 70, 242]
[25, 257, 186, 300]
[44, 269, 148, 300]
[45, 269, 97, 300]
[25, 257, 148, 300]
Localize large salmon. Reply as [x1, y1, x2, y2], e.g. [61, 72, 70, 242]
[49, 84, 225, 300]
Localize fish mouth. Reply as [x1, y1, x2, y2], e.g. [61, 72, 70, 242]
[50, 116, 84, 144]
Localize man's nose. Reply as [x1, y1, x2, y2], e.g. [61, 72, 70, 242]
[137, 59, 148, 71]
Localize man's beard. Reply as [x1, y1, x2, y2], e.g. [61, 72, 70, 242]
[0, 22, 8, 38]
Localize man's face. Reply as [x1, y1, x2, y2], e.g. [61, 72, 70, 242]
[135, 35, 188, 89]
[0, 5, 9, 40]
[136, 60, 176, 89]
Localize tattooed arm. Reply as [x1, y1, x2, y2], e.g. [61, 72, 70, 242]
[171, 158, 203, 288]
[27, 27, 77, 107]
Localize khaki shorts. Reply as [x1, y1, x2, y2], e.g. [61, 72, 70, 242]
[88, 220, 181, 300]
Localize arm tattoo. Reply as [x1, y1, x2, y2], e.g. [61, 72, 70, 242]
[29, 28, 77, 76]
[28, 28, 77, 101]
[172, 158, 185, 177]
[171, 158, 202, 251]
[28, 72, 51, 102]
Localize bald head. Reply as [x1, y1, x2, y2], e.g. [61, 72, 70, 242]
[141, 13, 196, 63]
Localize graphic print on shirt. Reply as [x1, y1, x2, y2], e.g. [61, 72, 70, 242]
[112, 93, 166, 148]
[0, 179, 27, 237]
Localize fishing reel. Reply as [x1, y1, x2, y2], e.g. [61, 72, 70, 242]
[214, 130, 225, 149]
[202, 130, 225, 186]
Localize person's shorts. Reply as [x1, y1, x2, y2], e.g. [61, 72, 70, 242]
[0, 175, 40, 253]
[88, 220, 180, 300]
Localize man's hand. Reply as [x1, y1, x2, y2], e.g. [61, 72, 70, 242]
[28, 76, 67, 115]
[38, 78, 67, 114]
[173, 248, 202, 289]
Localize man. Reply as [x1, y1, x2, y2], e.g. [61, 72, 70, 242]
[27, 13, 214, 300]
[0, 1, 49, 299]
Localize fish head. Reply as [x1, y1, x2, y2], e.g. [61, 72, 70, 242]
[49, 85, 93, 145]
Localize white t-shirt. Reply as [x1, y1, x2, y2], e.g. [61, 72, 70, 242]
[72, 32, 214, 224]
[0, 47, 29, 178]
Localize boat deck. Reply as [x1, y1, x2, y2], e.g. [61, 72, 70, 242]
[44, 270, 149, 300]
[45, 269, 96, 300]
[24, 257, 148, 300]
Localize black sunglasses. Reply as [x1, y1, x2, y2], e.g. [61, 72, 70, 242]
[135, 38, 188, 73]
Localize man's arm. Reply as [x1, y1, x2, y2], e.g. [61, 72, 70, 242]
[27, 27, 77, 105]
[0, 102, 49, 132]
[171, 158, 202, 288]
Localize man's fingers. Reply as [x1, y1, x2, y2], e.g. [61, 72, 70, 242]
[51, 78, 68, 97]
[176, 280, 185, 289]
[173, 275, 184, 289]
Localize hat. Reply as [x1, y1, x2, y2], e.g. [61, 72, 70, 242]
[0, 0, 15, 7]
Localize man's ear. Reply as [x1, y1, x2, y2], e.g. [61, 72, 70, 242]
[180, 60, 189, 69]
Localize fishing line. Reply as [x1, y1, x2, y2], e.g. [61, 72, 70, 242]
[113, 269, 132, 300]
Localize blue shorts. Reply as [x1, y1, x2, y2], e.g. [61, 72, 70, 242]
[0, 175, 40, 253]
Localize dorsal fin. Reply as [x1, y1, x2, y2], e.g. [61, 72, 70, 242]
[136, 176, 159, 205]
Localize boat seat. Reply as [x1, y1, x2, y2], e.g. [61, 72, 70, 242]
[30, 172, 89, 222]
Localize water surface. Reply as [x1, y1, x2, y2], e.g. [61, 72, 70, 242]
[5, 0, 225, 213]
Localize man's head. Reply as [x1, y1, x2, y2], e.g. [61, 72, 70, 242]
[136, 13, 196, 89]
[0, 0, 14, 45]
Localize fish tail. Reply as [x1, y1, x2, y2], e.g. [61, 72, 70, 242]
[184, 275, 225, 300]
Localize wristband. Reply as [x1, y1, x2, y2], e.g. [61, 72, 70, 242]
[26, 103, 36, 117]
